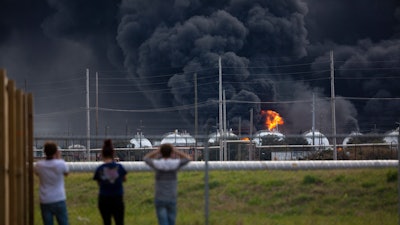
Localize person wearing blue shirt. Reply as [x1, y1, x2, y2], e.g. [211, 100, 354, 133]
[93, 139, 127, 225]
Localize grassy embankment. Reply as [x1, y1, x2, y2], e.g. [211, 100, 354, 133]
[34, 168, 398, 225]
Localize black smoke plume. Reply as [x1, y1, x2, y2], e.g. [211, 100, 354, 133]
[0, 0, 398, 137]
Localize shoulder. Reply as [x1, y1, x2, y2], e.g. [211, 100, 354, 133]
[103, 162, 126, 171]
[35, 159, 44, 165]
[95, 163, 105, 170]
[57, 159, 67, 163]
[117, 163, 127, 170]
[55, 159, 68, 167]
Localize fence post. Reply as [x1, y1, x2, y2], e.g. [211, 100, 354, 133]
[0, 69, 9, 225]
[15, 90, 24, 225]
[27, 93, 34, 225]
[7, 79, 18, 224]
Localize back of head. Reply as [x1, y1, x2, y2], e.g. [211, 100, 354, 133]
[102, 139, 114, 159]
[44, 141, 58, 159]
[160, 143, 173, 158]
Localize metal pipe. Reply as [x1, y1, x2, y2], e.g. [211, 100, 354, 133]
[65, 160, 397, 172]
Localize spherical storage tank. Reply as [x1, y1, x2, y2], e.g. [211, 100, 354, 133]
[67, 144, 86, 150]
[161, 130, 196, 146]
[384, 128, 399, 145]
[303, 130, 330, 150]
[252, 130, 285, 146]
[208, 129, 238, 144]
[342, 131, 363, 146]
[129, 133, 152, 148]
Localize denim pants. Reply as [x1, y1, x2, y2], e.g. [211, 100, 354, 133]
[40, 200, 69, 225]
[155, 199, 177, 225]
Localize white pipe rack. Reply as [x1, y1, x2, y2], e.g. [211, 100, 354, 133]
[66, 160, 397, 172]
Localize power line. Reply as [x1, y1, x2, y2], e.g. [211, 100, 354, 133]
[94, 101, 214, 113]
[34, 85, 86, 93]
[34, 92, 85, 99]
[342, 97, 400, 100]
[27, 77, 85, 86]
[35, 108, 85, 117]
[336, 75, 400, 80]
[97, 67, 217, 79]
[223, 69, 330, 77]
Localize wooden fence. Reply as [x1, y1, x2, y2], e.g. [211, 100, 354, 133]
[0, 69, 34, 225]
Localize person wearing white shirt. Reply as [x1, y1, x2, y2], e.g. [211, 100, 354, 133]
[35, 141, 69, 225]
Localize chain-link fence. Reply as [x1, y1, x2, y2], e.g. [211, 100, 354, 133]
[33, 134, 398, 162]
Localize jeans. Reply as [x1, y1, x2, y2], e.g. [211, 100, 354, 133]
[98, 195, 124, 225]
[40, 200, 69, 225]
[155, 199, 177, 225]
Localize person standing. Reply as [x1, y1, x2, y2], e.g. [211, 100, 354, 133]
[93, 139, 127, 225]
[144, 143, 191, 225]
[34, 141, 69, 225]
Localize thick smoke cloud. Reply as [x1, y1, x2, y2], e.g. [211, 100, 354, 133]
[311, 39, 400, 132]
[305, 0, 400, 44]
[0, 0, 399, 137]
[117, 0, 312, 133]
[42, 0, 122, 68]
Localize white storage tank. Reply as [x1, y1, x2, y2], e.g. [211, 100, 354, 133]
[303, 130, 330, 150]
[252, 130, 285, 146]
[129, 132, 153, 148]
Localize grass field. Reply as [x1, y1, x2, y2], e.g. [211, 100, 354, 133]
[34, 168, 398, 225]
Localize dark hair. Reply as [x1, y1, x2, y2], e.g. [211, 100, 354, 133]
[159, 143, 173, 158]
[44, 141, 58, 159]
[102, 139, 114, 159]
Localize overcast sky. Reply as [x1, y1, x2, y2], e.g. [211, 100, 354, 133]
[1, 0, 399, 138]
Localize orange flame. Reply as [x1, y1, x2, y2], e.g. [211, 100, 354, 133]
[261, 110, 284, 131]
[241, 137, 250, 141]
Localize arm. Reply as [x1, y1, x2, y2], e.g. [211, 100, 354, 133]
[64, 165, 69, 177]
[56, 150, 69, 176]
[144, 149, 160, 159]
[121, 165, 127, 182]
[173, 148, 191, 160]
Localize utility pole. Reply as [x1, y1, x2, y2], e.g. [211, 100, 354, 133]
[330, 51, 337, 160]
[312, 93, 316, 147]
[204, 128, 210, 225]
[249, 108, 253, 160]
[238, 117, 242, 160]
[396, 122, 400, 225]
[137, 120, 143, 148]
[238, 117, 242, 138]
[194, 73, 198, 161]
[96, 73, 98, 140]
[223, 90, 227, 161]
[86, 69, 91, 161]
[218, 56, 223, 161]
